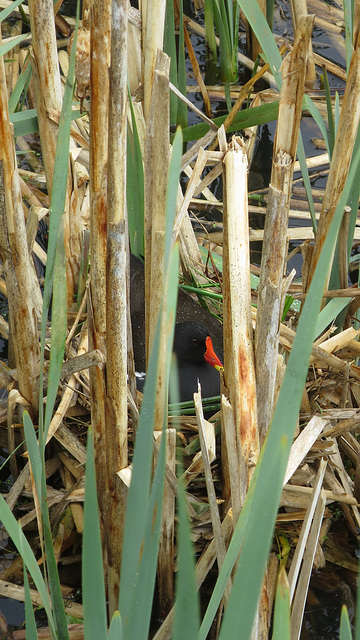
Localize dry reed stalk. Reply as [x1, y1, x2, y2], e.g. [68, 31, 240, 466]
[290, 482, 327, 638]
[142, 0, 166, 121]
[222, 136, 258, 503]
[144, 51, 170, 428]
[105, 0, 129, 614]
[254, 16, 313, 444]
[307, 5, 360, 289]
[0, 31, 40, 413]
[88, 0, 111, 530]
[289, 0, 316, 85]
[28, 0, 63, 196]
[155, 428, 176, 616]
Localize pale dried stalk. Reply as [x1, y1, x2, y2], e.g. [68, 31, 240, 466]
[307, 5, 360, 288]
[89, 0, 111, 522]
[221, 396, 241, 527]
[144, 51, 170, 427]
[290, 490, 326, 639]
[255, 16, 313, 444]
[28, 0, 63, 196]
[289, 0, 316, 85]
[288, 459, 327, 602]
[105, 0, 129, 614]
[223, 136, 258, 502]
[0, 32, 40, 412]
[142, 0, 166, 121]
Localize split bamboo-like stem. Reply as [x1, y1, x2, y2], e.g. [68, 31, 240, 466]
[142, 0, 166, 121]
[29, 0, 81, 306]
[144, 50, 170, 428]
[222, 136, 258, 502]
[105, 0, 128, 615]
[255, 16, 313, 444]
[307, 3, 360, 289]
[89, 0, 111, 528]
[0, 30, 40, 413]
[289, 0, 316, 85]
[28, 0, 63, 196]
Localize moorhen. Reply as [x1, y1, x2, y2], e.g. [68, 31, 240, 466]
[130, 254, 223, 402]
[170, 321, 223, 402]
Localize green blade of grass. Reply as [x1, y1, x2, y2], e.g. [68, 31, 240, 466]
[82, 429, 107, 640]
[339, 605, 353, 640]
[322, 66, 335, 158]
[164, 0, 178, 124]
[22, 412, 42, 502]
[8, 54, 32, 114]
[177, 0, 187, 128]
[272, 568, 290, 640]
[343, 0, 353, 75]
[123, 400, 168, 639]
[0, 0, 25, 21]
[44, 219, 67, 439]
[0, 32, 29, 57]
[23, 567, 38, 640]
[127, 91, 145, 258]
[236, 0, 282, 82]
[180, 100, 279, 143]
[108, 612, 123, 640]
[0, 500, 55, 632]
[172, 474, 200, 640]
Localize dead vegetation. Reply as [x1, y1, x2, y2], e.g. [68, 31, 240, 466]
[0, 0, 358, 638]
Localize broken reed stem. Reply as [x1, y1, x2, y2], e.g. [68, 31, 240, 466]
[29, 0, 80, 306]
[255, 16, 313, 444]
[222, 136, 258, 503]
[28, 0, 63, 197]
[144, 51, 170, 428]
[88, 0, 111, 527]
[0, 30, 40, 413]
[143, 0, 167, 121]
[307, 5, 360, 289]
[105, 0, 128, 615]
[289, 1, 316, 85]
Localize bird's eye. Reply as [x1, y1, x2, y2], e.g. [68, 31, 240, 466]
[191, 337, 199, 345]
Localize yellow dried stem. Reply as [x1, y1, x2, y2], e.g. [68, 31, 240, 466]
[255, 16, 313, 443]
[289, 1, 316, 85]
[144, 51, 170, 427]
[0, 31, 40, 412]
[105, 0, 129, 614]
[28, 0, 63, 196]
[223, 136, 259, 501]
[89, 0, 111, 525]
[143, 0, 166, 121]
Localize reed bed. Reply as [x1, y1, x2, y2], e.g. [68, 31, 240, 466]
[0, 0, 359, 639]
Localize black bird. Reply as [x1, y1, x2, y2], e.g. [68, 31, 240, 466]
[130, 254, 223, 402]
[170, 321, 223, 403]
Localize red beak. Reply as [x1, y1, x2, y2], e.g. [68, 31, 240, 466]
[204, 336, 223, 372]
